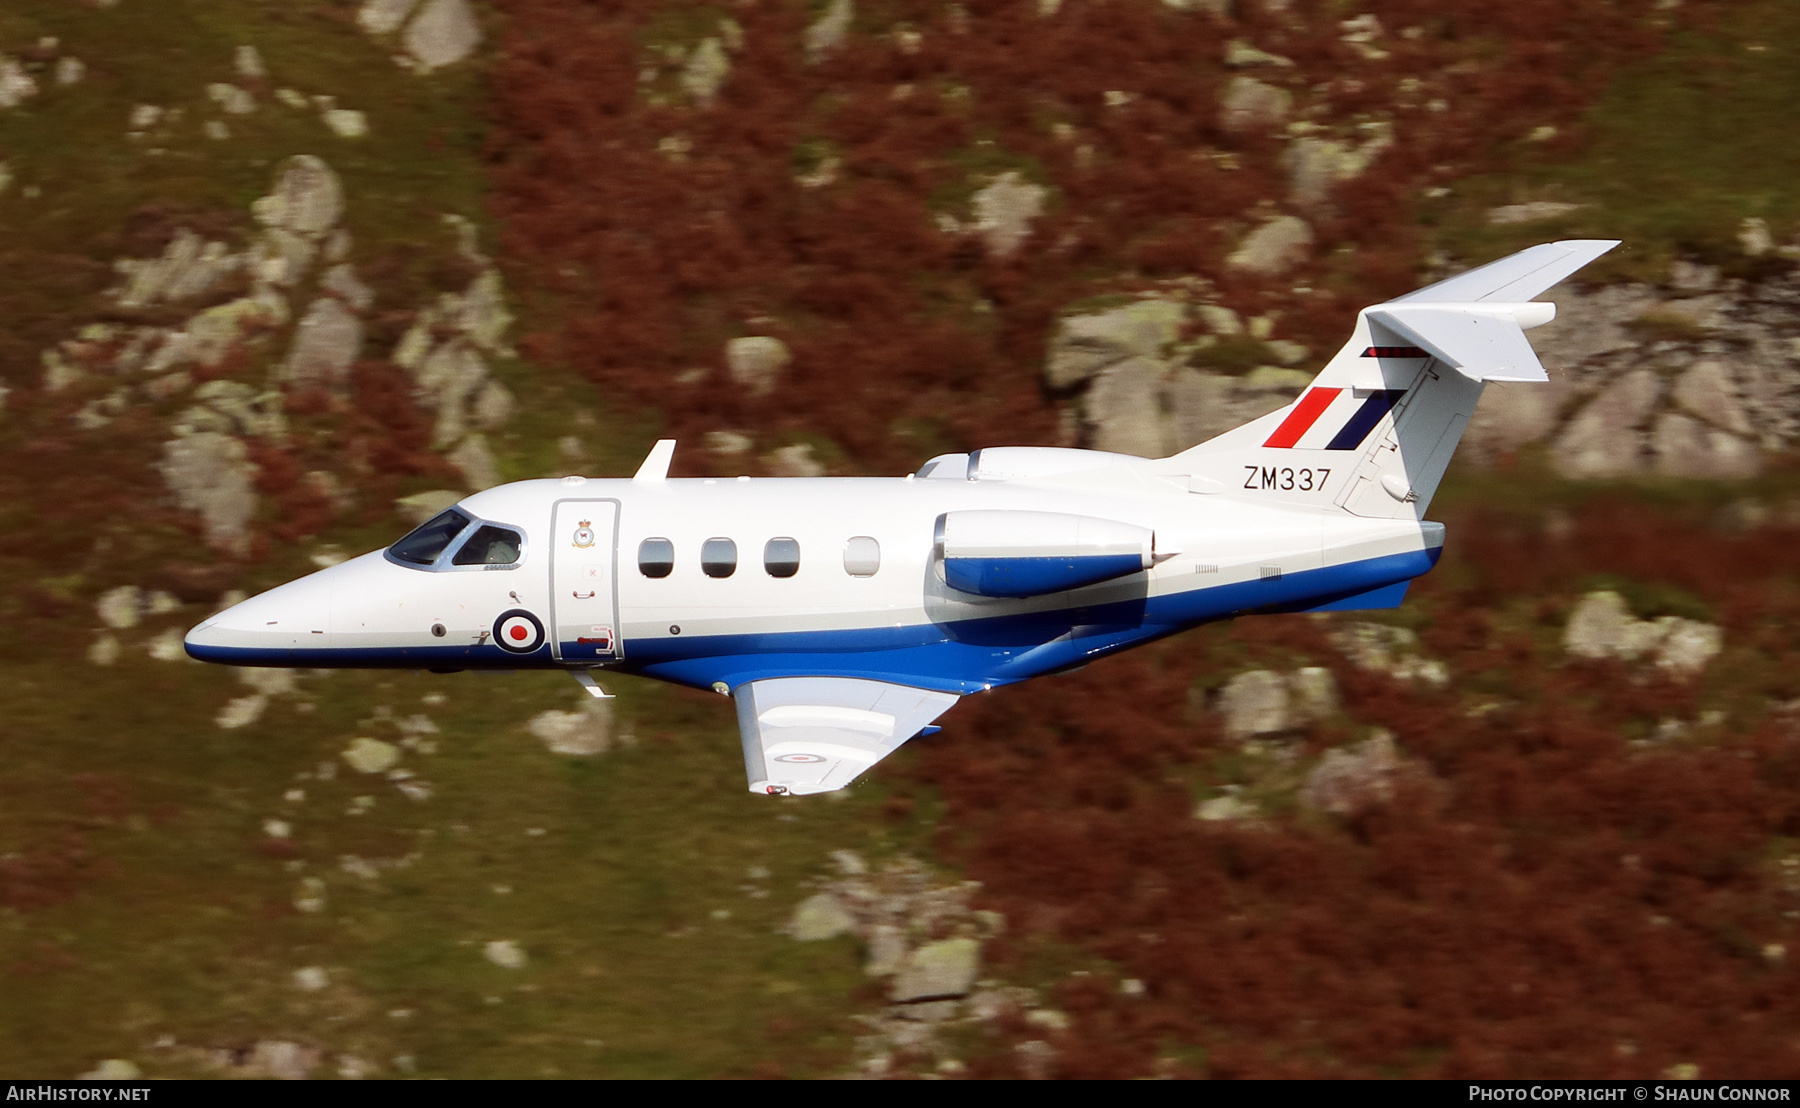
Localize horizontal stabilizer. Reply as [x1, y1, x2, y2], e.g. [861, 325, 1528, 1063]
[1366, 304, 1547, 383]
[1392, 239, 1620, 305]
[734, 677, 960, 796]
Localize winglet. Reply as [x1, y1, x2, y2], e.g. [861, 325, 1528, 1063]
[633, 439, 676, 482]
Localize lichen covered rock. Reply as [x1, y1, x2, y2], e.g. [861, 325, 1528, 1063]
[159, 432, 258, 556]
[1563, 591, 1721, 678]
[405, 0, 483, 71]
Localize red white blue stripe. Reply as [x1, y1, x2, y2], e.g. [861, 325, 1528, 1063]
[1263, 388, 1408, 451]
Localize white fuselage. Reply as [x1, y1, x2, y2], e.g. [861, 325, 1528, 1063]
[186, 459, 1442, 695]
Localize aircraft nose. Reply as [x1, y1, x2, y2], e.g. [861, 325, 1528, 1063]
[184, 573, 334, 665]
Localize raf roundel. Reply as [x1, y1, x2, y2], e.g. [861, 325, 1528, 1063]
[572, 520, 596, 548]
[493, 609, 545, 654]
[773, 752, 828, 764]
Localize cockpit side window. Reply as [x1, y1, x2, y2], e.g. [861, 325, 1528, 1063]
[388, 509, 473, 566]
[451, 525, 523, 566]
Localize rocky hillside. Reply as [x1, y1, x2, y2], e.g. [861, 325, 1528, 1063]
[1470, 261, 1800, 479]
[1043, 251, 1800, 480]
[486, 0, 1734, 474]
[0, 0, 941, 1081]
[6, 0, 1800, 1083]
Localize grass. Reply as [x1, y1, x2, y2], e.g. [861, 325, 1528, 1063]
[1188, 334, 1279, 376]
[1425, 0, 1800, 282]
[0, 642, 937, 1078]
[0, 1, 489, 363]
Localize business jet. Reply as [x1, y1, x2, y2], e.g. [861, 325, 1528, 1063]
[188, 240, 1617, 795]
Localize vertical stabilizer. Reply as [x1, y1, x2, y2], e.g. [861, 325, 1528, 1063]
[1151, 240, 1618, 518]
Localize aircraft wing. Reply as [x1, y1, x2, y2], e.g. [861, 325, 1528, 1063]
[732, 677, 960, 795]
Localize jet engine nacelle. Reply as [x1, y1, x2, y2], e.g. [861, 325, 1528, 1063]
[936, 510, 1155, 599]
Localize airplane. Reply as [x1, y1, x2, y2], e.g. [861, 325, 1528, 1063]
[187, 239, 1618, 796]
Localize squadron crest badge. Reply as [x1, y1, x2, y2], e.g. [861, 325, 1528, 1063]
[572, 520, 595, 548]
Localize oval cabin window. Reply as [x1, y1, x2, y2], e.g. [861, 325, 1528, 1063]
[638, 537, 674, 578]
[764, 537, 801, 578]
[701, 537, 738, 578]
[843, 536, 880, 577]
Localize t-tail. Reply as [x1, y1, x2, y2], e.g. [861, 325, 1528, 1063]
[1153, 239, 1619, 517]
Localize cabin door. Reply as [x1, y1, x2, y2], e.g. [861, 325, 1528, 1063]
[549, 499, 621, 663]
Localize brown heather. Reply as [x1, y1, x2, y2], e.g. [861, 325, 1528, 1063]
[488, 0, 1693, 472]
[906, 499, 1800, 1078]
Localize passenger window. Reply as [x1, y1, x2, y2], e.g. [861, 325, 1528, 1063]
[451, 525, 523, 566]
[389, 509, 472, 566]
[702, 537, 738, 578]
[638, 538, 674, 578]
[843, 536, 880, 577]
[764, 537, 800, 578]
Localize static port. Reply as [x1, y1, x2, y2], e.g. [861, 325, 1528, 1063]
[431, 623, 447, 637]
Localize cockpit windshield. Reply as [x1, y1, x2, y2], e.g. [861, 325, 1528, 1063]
[388, 509, 473, 566]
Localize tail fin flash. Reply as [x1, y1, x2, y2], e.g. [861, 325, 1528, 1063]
[1155, 239, 1618, 517]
